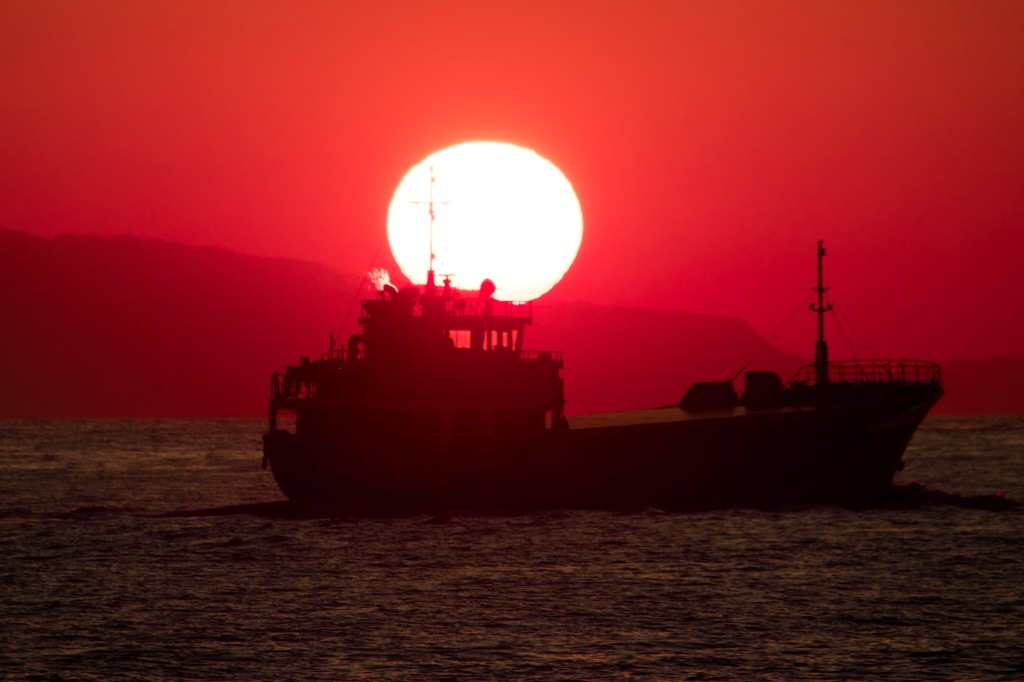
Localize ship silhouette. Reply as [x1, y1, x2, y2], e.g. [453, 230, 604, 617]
[262, 242, 943, 511]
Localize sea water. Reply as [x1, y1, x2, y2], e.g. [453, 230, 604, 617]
[1, 417, 1022, 681]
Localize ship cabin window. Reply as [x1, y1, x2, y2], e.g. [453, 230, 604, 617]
[449, 330, 471, 349]
[497, 330, 518, 350]
[484, 329, 517, 351]
[449, 328, 519, 351]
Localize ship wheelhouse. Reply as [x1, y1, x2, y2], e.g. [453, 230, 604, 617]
[267, 285, 566, 454]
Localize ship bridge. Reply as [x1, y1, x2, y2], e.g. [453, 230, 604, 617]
[267, 286, 568, 451]
[355, 292, 548, 363]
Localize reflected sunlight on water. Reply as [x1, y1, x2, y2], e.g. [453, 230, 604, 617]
[1, 417, 1022, 681]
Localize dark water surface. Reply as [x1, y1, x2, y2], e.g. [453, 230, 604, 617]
[2, 417, 1022, 680]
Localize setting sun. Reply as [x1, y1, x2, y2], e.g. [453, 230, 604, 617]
[387, 142, 583, 301]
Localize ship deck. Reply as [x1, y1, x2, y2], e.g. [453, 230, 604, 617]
[566, 405, 817, 430]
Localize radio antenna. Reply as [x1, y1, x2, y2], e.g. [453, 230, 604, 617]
[810, 240, 833, 385]
[408, 166, 450, 294]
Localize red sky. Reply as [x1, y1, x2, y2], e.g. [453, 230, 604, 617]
[2, 0, 1022, 361]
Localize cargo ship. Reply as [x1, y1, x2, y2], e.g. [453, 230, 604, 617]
[262, 242, 943, 510]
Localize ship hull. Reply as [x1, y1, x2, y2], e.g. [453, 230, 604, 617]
[263, 394, 938, 512]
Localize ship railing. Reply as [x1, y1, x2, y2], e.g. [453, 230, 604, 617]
[270, 372, 317, 401]
[788, 359, 942, 387]
[322, 345, 359, 362]
[360, 298, 532, 321]
[443, 298, 532, 319]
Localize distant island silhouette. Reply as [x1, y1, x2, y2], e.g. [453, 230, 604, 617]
[1, 229, 1020, 418]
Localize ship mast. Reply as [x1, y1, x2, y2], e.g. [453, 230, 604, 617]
[408, 166, 449, 295]
[810, 240, 833, 385]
